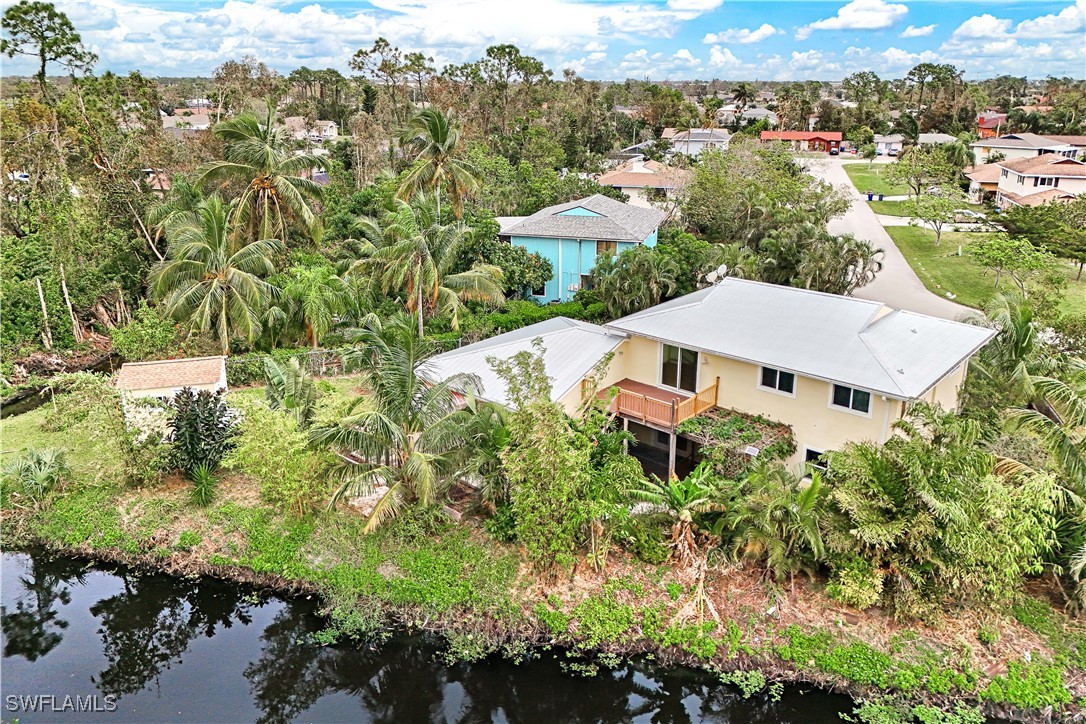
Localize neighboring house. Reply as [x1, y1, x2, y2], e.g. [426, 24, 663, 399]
[976, 111, 1008, 139]
[162, 110, 212, 131]
[719, 106, 778, 127]
[282, 116, 339, 143]
[964, 163, 1002, 203]
[994, 154, 1086, 209]
[873, 134, 904, 154]
[429, 279, 995, 476]
[142, 169, 172, 196]
[969, 132, 1080, 166]
[116, 356, 227, 402]
[668, 129, 730, 157]
[660, 127, 679, 140]
[597, 159, 693, 208]
[760, 131, 842, 152]
[501, 194, 665, 303]
[918, 132, 959, 146]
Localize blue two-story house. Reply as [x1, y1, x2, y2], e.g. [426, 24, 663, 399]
[499, 194, 666, 303]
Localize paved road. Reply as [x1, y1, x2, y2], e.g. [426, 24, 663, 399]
[806, 158, 970, 320]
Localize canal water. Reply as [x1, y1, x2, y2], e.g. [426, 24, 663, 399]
[1, 550, 856, 722]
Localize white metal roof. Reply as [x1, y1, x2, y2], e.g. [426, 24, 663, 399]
[424, 318, 627, 408]
[605, 279, 995, 399]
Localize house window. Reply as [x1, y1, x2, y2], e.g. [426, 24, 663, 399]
[1000, 169, 1008, 178]
[759, 366, 795, 395]
[804, 448, 828, 472]
[596, 240, 618, 257]
[831, 384, 871, 414]
[579, 274, 593, 291]
[532, 283, 546, 296]
[661, 344, 699, 393]
[1037, 177, 1056, 187]
[1017, 174, 1025, 184]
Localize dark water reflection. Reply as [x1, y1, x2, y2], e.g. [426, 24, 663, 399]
[1, 551, 854, 722]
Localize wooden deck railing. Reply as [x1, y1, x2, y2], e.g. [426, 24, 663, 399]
[607, 378, 719, 429]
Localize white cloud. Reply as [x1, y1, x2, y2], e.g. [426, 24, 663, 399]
[950, 14, 1013, 39]
[702, 23, 780, 44]
[898, 24, 935, 38]
[1014, 3, 1084, 39]
[796, 0, 908, 40]
[667, 0, 724, 10]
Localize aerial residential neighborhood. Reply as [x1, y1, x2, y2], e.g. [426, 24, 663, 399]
[1, 0, 1085, 721]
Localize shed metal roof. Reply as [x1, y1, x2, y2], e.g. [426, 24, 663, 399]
[502, 194, 665, 242]
[605, 279, 995, 400]
[424, 318, 627, 408]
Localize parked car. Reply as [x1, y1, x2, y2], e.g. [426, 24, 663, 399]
[876, 149, 885, 156]
[829, 148, 839, 156]
[953, 209, 986, 222]
[887, 149, 899, 157]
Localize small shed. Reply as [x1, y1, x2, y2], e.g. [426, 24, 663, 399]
[116, 356, 227, 401]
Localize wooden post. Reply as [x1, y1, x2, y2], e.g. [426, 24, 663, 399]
[59, 264, 82, 343]
[622, 417, 629, 452]
[35, 277, 53, 350]
[668, 432, 678, 479]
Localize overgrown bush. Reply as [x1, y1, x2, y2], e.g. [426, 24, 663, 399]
[222, 400, 331, 516]
[109, 302, 181, 361]
[2, 447, 69, 508]
[827, 558, 884, 610]
[169, 387, 236, 478]
[617, 516, 671, 565]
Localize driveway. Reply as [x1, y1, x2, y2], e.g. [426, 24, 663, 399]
[806, 158, 970, 320]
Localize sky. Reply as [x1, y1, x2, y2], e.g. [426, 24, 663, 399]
[3, 0, 1084, 81]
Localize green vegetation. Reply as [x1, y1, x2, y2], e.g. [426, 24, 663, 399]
[887, 226, 1086, 316]
[842, 163, 911, 196]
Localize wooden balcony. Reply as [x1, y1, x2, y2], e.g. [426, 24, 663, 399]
[594, 377, 719, 430]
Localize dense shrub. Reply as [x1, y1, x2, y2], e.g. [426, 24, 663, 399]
[169, 388, 236, 477]
[222, 401, 332, 516]
[827, 558, 885, 611]
[110, 303, 182, 361]
[2, 448, 69, 508]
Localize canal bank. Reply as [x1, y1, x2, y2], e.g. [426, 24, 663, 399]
[2, 549, 862, 722]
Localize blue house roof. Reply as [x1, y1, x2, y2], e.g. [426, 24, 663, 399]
[503, 194, 665, 242]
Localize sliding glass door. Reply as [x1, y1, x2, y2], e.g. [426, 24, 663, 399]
[661, 344, 699, 393]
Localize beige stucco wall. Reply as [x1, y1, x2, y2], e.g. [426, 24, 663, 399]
[580, 335, 970, 470]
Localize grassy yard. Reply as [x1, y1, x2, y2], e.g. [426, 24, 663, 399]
[886, 226, 1086, 316]
[842, 162, 911, 196]
[868, 200, 987, 218]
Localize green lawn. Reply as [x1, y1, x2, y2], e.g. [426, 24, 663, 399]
[886, 226, 1086, 316]
[867, 200, 911, 216]
[868, 200, 987, 218]
[842, 163, 911, 196]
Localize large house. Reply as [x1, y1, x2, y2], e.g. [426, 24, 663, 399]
[597, 159, 693, 208]
[994, 154, 1086, 208]
[499, 195, 664, 303]
[428, 279, 994, 476]
[760, 130, 841, 153]
[873, 134, 904, 155]
[969, 133, 1079, 166]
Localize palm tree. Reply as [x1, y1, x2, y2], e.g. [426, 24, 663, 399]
[591, 246, 678, 318]
[397, 108, 479, 219]
[731, 83, 757, 114]
[309, 318, 480, 531]
[892, 113, 920, 146]
[352, 196, 503, 336]
[795, 233, 883, 296]
[278, 264, 352, 348]
[146, 174, 204, 261]
[149, 194, 283, 354]
[629, 462, 725, 567]
[965, 294, 1057, 407]
[193, 102, 325, 241]
[726, 460, 825, 588]
[1008, 366, 1086, 492]
[264, 357, 317, 428]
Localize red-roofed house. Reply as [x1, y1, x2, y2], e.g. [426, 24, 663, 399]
[976, 112, 1007, 139]
[760, 130, 841, 153]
